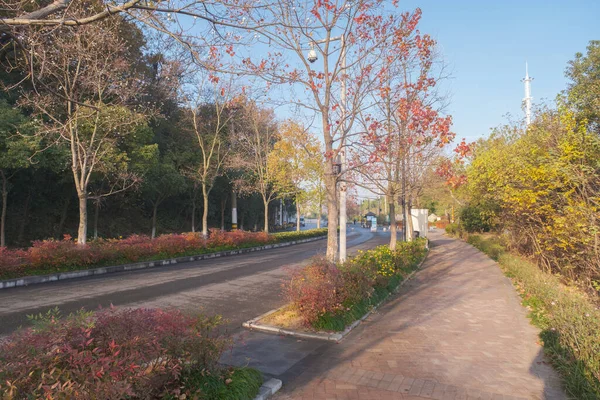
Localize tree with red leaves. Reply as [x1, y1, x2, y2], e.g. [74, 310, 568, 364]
[352, 11, 454, 248]
[223, 0, 435, 260]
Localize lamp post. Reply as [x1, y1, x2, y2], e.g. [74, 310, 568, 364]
[307, 35, 347, 262]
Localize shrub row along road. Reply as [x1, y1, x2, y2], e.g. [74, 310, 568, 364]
[0, 228, 389, 337]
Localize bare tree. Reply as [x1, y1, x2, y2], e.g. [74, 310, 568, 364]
[182, 77, 236, 237]
[231, 99, 278, 233]
[219, 0, 419, 259]
[16, 12, 151, 244]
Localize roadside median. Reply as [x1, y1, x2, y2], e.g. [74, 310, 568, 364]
[243, 239, 429, 342]
[0, 229, 327, 290]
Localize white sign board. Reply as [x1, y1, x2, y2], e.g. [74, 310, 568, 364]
[368, 216, 377, 232]
[410, 209, 429, 238]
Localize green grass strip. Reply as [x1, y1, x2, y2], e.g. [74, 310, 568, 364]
[313, 264, 420, 332]
[169, 366, 263, 400]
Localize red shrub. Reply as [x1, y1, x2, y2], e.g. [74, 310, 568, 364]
[0, 247, 27, 273]
[207, 229, 273, 248]
[0, 230, 277, 279]
[284, 257, 346, 326]
[0, 308, 230, 399]
[28, 236, 106, 270]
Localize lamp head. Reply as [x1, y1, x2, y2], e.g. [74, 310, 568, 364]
[307, 48, 318, 63]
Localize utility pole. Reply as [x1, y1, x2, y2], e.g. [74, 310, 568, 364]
[522, 62, 533, 126]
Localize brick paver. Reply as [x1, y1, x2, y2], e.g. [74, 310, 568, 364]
[275, 232, 567, 400]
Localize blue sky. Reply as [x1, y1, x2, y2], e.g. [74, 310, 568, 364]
[397, 0, 599, 142]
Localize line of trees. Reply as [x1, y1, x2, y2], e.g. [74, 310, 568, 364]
[0, 0, 457, 258]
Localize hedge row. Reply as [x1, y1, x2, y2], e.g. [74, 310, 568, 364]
[272, 228, 328, 242]
[285, 239, 428, 331]
[466, 234, 600, 400]
[0, 308, 262, 400]
[0, 228, 328, 280]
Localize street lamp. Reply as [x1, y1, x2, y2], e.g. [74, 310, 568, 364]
[307, 43, 318, 63]
[306, 35, 348, 262]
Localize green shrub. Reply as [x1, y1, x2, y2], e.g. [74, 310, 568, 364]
[287, 239, 428, 331]
[459, 205, 494, 233]
[468, 234, 600, 399]
[272, 228, 328, 242]
[445, 223, 461, 236]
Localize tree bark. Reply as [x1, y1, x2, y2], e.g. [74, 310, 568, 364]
[389, 197, 397, 250]
[77, 193, 88, 245]
[406, 200, 414, 241]
[151, 201, 159, 239]
[263, 198, 269, 234]
[202, 184, 209, 237]
[0, 170, 7, 247]
[325, 173, 338, 261]
[296, 195, 301, 232]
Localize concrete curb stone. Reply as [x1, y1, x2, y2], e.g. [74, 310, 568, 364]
[0, 235, 327, 290]
[243, 241, 430, 343]
[253, 378, 282, 400]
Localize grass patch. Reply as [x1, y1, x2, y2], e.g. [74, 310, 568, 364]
[172, 366, 263, 400]
[260, 306, 305, 331]
[466, 234, 600, 399]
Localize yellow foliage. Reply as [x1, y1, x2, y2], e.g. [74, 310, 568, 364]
[466, 109, 600, 283]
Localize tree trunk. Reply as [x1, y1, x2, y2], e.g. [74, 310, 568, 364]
[93, 200, 100, 240]
[317, 191, 322, 228]
[77, 193, 88, 245]
[202, 184, 209, 237]
[296, 195, 300, 232]
[263, 198, 269, 234]
[191, 182, 199, 233]
[389, 198, 397, 250]
[406, 201, 414, 241]
[325, 173, 338, 261]
[151, 201, 159, 239]
[0, 170, 7, 247]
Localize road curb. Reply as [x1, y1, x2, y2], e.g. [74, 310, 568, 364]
[0, 235, 327, 290]
[253, 378, 282, 400]
[243, 243, 430, 343]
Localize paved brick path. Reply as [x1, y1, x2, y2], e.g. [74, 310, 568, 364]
[275, 232, 567, 400]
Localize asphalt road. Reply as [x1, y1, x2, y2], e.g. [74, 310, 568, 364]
[0, 227, 392, 337]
